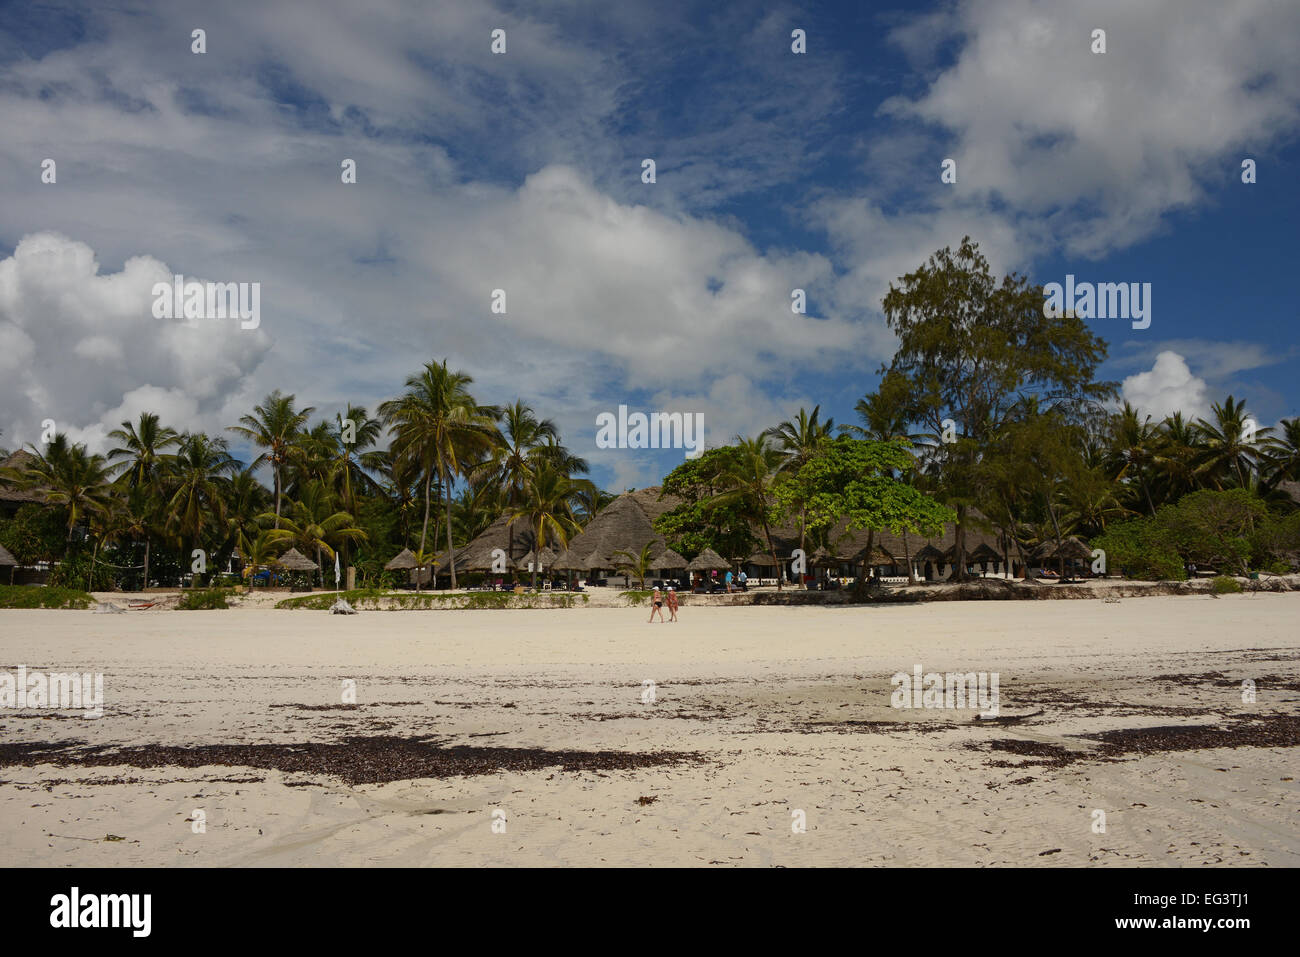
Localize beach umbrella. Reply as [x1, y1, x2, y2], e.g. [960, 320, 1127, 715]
[277, 548, 319, 571]
[913, 543, 945, 563]
[552, 548, 590, 571]
[1052, 536, 1093, 561]
[686, 547, 731, 572]
[516, 546, 557, 573]
[334, 550, 341, 591]
[384, 548, 418, 571]
[651, 547, 687, 570]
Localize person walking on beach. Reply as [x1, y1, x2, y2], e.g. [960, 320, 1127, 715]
[648, 585, 665, 623]
[666, 586, 678, 622]
[724, 569, 734, 593]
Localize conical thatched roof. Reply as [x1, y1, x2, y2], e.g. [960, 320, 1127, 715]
[276, 547, 319, 571]
[384, 548, 418, 570]
[0, 543, 18, 566]
[810, 545, 836, 566]
[433, 513, 536, 572]
[913, 543, 946, 562]
[686, 547, 731, 571]
[516, 546, 557, 571]
[651, 547, 687, 569]
[966, 542, 1003, 563]
[0, 449, 45, 506]
[1036, 535, 1092, 561]
[551, 548, 590, 571]
[562, 488, 683, 569]
[854, 544, 895, 565]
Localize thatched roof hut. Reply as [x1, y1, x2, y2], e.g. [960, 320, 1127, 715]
[561, 487, 683, 570]
[516, 546, 557, 571]
[913, 543, 946, 563]
[0, 543, 17, 566]
[384, 548, 418, 570]
[1033, 536, 1091, 562]
[1053, 536, 1093, 560]
[651, 547, 687, 569]
[686, 547, 731, 572]
[966, 542, 1003, 563]
[551, 548, 590, 572]
[432, 512, 537, 573]
[276, 547, 319, 571]
[0, 449, 46, 516]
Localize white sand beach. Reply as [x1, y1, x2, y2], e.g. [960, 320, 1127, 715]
[1, 594, 1297, 867]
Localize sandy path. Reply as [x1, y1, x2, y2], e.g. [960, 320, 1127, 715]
[1, 594, 1297, 866]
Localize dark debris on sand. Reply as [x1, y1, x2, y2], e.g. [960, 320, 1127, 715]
[0, 735, 704, 786]
[972, 712, 1300, 767]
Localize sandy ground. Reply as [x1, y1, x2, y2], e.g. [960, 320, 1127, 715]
[1, 594, 1297, 867]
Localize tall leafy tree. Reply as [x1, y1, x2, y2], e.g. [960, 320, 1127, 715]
[1195, 396, 1272, 490]
[380, 360, 500, 588]
[881, 237, 1114, 578]
[107, 412, 181, 489]
[10, 434, 113, 544]
[165, 433, 239, 585]
[229, 390, 315, 528]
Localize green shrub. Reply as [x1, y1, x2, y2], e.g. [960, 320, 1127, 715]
[621, 590, 652, 606]
[46, 550, 116, 591]
[1209, 575, 1243, 595]
[0, 585, 95, 609]
[176, 588, 231, 610]
[1092, 519, 1186, 580]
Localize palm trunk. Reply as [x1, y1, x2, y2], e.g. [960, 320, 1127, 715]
[418, 470, 432, 553]
[903, 531, 916, 584]
[87, 538, 99, 592]
[274, 466, 282, 529]
[531, 520, 541, 590]
[763, 521, 781, 591]
[143, 538, 151, 591]
[444, 471, 457, 590]
[952, 507, 968, 581]
[865, 529, 876, 587]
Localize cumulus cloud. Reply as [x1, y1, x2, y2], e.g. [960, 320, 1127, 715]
[884, 0, 1300, 257]
[1121, 350, 1211, 422]
[0, 233, 271, 452]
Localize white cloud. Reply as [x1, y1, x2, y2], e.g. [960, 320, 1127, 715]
[1121, 350, 1210, 422]
[0, 233, 272, 453]
[884, 0, 1300, 257]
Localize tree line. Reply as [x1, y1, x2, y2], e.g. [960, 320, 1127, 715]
[2, 238, 1298, 591]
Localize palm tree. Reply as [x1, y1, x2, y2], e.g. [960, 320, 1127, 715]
[165, 433, 239, 586]
[228, 390, 315, 528]
[261, 482, 368, 586]
[238, 529, 282, 589]
[11, 434, 114, 542]
[1262, 417, 1300, 490]
[329, 405, 382, 515]
[507, 465, 587, 589]
[1196, 396, 1272, 490]
[712, 435, 786, 590]
[107, 412, 181, 489]
[1152, 412, 1201, 504]
[379, 360, 500, 588]
[840, 373, 924, 445]
[613, 542, 657, 590]
[1106, 403, 1159, 515]
[367, 448, 421, 547]
[765, 406, 834, 567]
[115, 484, 161, 590]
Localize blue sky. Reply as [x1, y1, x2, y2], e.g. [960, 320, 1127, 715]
[1, 0, 1298, 492]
